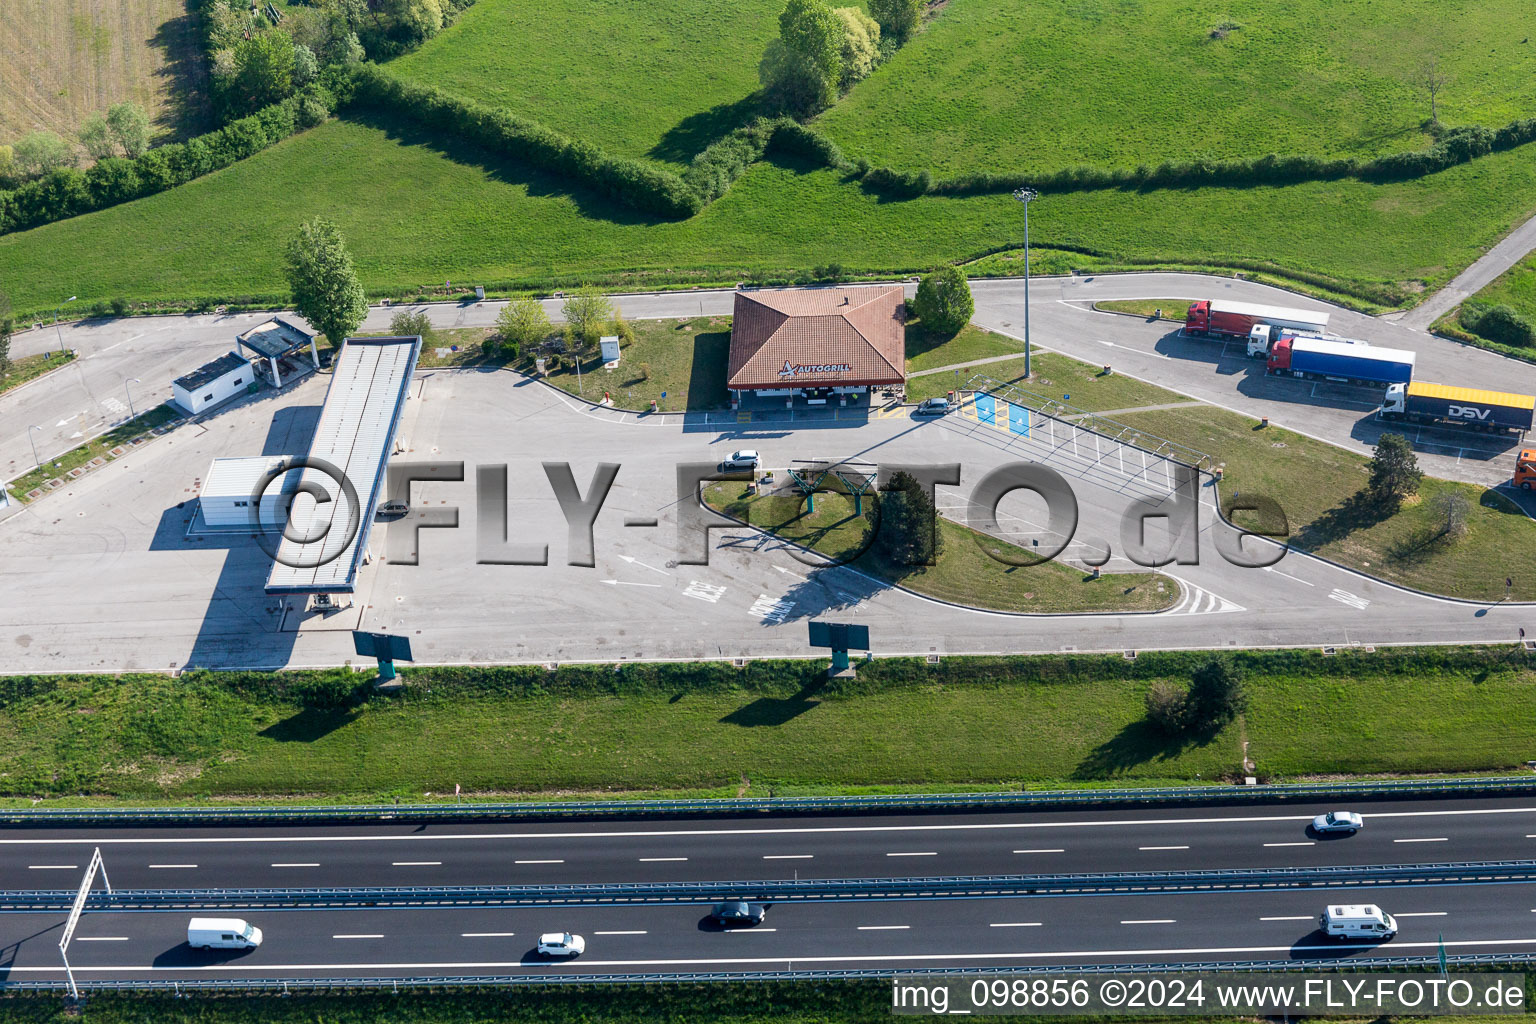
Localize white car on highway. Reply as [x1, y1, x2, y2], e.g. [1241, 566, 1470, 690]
[537, 932, 586, 957]
[1311, 810, 1364, 835]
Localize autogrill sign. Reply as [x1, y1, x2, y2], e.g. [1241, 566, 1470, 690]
[779, 359, 853, 376]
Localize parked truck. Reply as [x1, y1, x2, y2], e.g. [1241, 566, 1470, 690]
[1517, 448, 1536, 490]
[1246, 324, 1366, 358]
[1268, 336, 1415, 387]
[1382, 381, 1534, 434]
[1185, 299, 1330, 340]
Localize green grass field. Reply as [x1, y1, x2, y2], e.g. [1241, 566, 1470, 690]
[0, 349, 75, 398]
[818, 0, 1536, 176]
[390, 0, 780, 168]
[5, 112, 1536, 318]
[0, 649, 1531, 799]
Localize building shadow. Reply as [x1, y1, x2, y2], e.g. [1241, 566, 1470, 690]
[719, 676, 828, 727]
[263, 405, 323, 456]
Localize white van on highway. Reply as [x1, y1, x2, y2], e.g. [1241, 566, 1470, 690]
[1320, 904, 1396, 940]
[188, 917, 263, 950]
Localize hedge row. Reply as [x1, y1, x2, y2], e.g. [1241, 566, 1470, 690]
[345, 65, 702, 219]
[683, 116, 852, 203]
[0, 86, 335, 236]
[1460, 300, 1536, 347]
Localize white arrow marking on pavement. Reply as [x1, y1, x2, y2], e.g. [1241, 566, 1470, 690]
[56, 419, 70, 427]
[772, 565, 808, 581]
[618, 555, 670, 576]
[600, 580, 662, 588]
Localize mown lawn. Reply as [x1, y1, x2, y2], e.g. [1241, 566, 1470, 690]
[0, 349, 75, 397]
[531, 315, 732, 411]
[905, 322, 1021, 374]
[1, 649, 1532, 799]
[1094, 299, 1187, 322]
[704, 479, 1181, 614]
[5, 116, 1536, 318]
[389, 0, 779, 169]
[908, 350, 1199, 414]
[819, 0, 1536, 175]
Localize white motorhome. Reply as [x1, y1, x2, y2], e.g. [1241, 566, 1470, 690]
[1320, 904, 1396, 940]
[188, 917, 263, 950]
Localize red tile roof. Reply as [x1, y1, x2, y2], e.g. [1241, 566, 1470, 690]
[727, 286, 905, 390]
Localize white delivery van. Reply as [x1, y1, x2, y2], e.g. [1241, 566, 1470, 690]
[188, 917, 263, 950]
[1320, 904, 1396, 940]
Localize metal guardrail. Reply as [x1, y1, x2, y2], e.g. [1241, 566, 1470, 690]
[3, 776, 1534, 826]
[7, 860, 1535, 912]
[6, 953, 1535, 992]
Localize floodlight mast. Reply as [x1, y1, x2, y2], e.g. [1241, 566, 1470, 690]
[59, 847, 111, 1001]
[1011, 188, 1039, 380]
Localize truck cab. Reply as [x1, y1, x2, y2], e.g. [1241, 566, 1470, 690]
[1517, 449, 1536, 491]
[1246, 324, 1274, 358]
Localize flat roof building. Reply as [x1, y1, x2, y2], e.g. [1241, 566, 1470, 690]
[726, 285, 905, 399]
[172, 351, 255, 415]
[198, 456, 305, 529]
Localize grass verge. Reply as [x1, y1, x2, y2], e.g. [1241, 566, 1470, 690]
[525, 315, 731, 411]
[4, 403, 180, 502]
[0, 648, 1533, 799]
[1093, 299, 1187, 321]
[703, 479, 1179, 615]
[0, 349, 75, 397]
[905, 322, 1022, 375]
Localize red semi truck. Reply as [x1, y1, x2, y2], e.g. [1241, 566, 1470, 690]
[1185, 299, 1330, 340]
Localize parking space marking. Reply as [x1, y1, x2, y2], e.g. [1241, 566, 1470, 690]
[750, 594, 796, 624]
[684, 580, 728, 603]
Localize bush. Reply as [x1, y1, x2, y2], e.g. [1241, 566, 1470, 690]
[1184, 658, 1247, 730]
[863, 164, 931, 197]
[389, 309, 436, 344]
[1460, 302, 1536, 347]
[1144, 681, 1187, 734]
[493, 295, 551, 357]
[911, 265, 974, 335]
[110, 296, 129, 317]
[835, 7, 881, 88]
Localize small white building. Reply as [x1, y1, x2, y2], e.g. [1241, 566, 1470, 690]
[172, 352, 254, 415]
[198, 456, 304, 528]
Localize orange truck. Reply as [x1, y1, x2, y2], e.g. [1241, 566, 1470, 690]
[1518, 449, 1536, 491]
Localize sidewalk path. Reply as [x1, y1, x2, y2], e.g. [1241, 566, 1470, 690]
[907, 351, 1028, 378]
[1395, 210, 1536, 330]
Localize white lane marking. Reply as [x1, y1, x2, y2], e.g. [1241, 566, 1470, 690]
[1263, 842, 1314, 847]
[887, 852, 937, 857]
[857, 925, 910, 931]
[1013, 849, 1065, 854]
[1121, 919, 1176, 925]
[1394, 838, 1448, 843]
[148, 864, 198, 869]
[392, 861, 442, 866]
[595, 930, 648, 936]
[515, 859, 565, 864]
[763, 855, 813, 860]
[1139, 846, 1189, 851]
[28, 865, 79, 870]
[750, 594, 796, 624]
[332, 934, 384, 940]
[461, 932, 517, 937]
[990, 922, 1043, 928]
[683, 580, 727, 603]
[1262, 566, 1315, 586]
[16, 936, 1536, 973]
[1260, 916, 1314, 921]
[1329, 588, 1371, 610]
[639, 857, 687, 862]
[1396, 912, 1448, 918]
[75, 937, 129, 942]
[271, 862, 319, 867]
[730, 928, 776, 933]
[7, 807, 1532, 847]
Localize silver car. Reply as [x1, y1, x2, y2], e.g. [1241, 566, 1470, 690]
[1312, 810, 1363, 835]
[722, 449, 760, 470]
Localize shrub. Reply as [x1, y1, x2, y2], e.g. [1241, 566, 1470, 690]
[493, 295, 551, 357]
[863, 164, 931, 197]
[1184, 658, 1247, 730]
[110, 297, 130, 316]
[835, 7, 881, 88]
[1460, 302, 1535, 347]
[1144, 681, 1187, 734]
[389, 309, 436, 344]
[868, 0, 921, 41]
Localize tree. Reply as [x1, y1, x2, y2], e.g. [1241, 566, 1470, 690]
[1144, 681, 1187, 734]
[231, 31, 298, 113]
[1417, 56, 1450, 126]
[561, 287, 613, 348]
[873, 469, 942, 568]
[1367, 432, 1422, 506]
[292, 43, 321, 87]
[0, 290, 13, 375]
[12, 131, 74, 178]
[494, 296, 551, 357]
[1184, 658, 1247, 731]
[1429, 489, 1472, 539]
[834, 7, 880, 88]
[389, 309, 436, 345]
[911, 265, 974, 336]
[79, 113, 117, 161]
[107, 103, 151, 158]
[760, 0, 843, 113]
[868, 0, 921, 42]
[283, 218, 368, 346]
[0, 144, 14, 185]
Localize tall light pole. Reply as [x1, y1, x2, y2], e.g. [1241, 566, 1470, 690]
[54, 296, 77, 357]
[1011, 189, 1038, 379]
[124, 377, 142, 419]
[28, 424, 43, 467]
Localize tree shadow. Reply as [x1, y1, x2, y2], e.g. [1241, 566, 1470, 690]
[346, 109, 674, 227]
[719, 676, 828, 727]
[905, 325, 964, 365]
[149, 3, 214, 140]
[1289, 490, 1396, 550]
[648, 94, 767, 166]
[1071, 718, 1222, 780]
[258, 705, 359, 743]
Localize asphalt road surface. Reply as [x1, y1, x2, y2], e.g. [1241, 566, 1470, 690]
[1, 797, 1533, 891]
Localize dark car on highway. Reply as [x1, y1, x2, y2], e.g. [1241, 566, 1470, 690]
[710, 900, 767, 926]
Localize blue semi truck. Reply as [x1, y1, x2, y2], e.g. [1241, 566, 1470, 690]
[1267, 336, 1415, 386]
